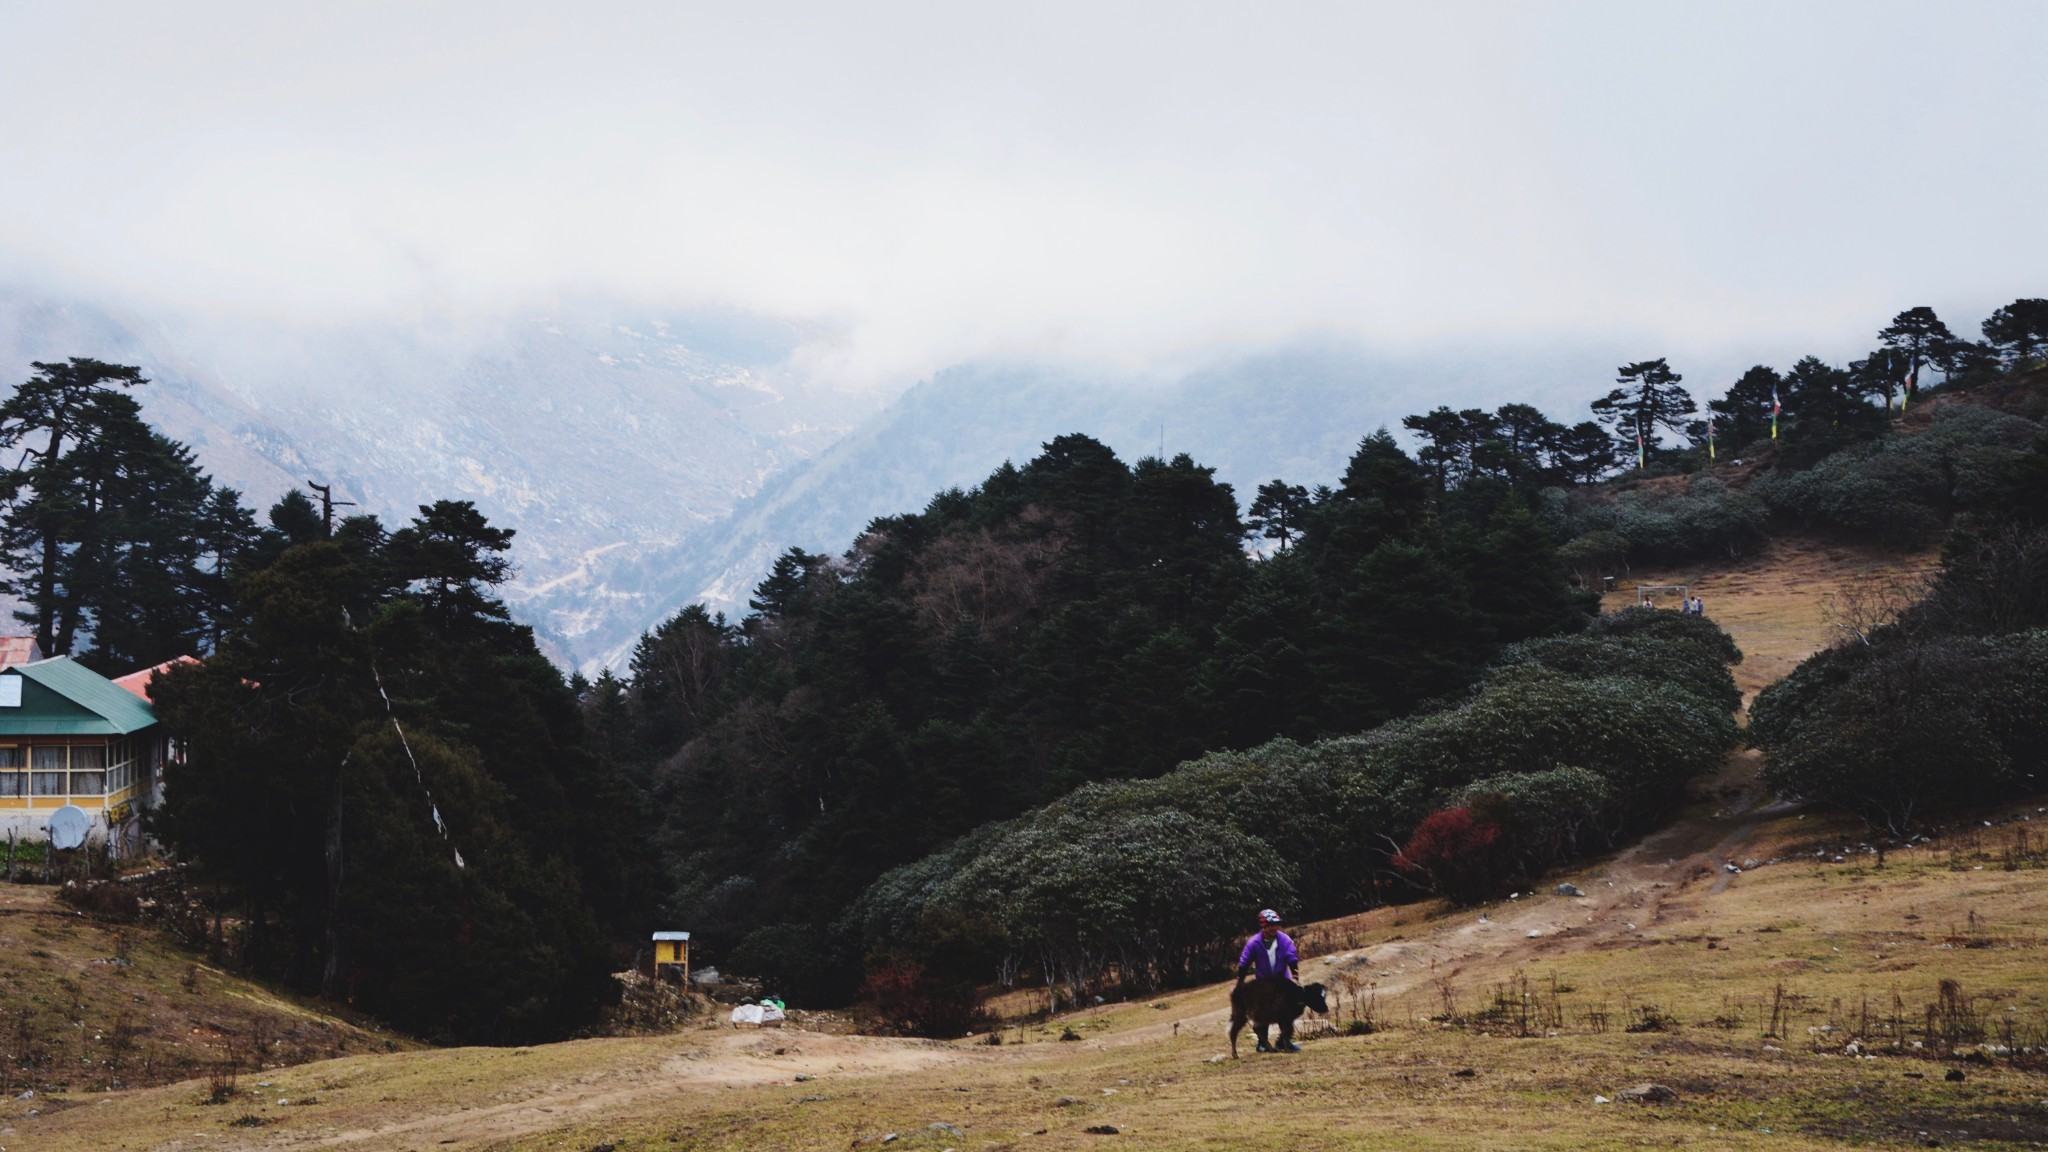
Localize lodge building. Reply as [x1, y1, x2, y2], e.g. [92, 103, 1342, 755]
[0, 650, 176, 852]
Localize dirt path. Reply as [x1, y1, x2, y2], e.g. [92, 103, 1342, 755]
[20, 1029, 984, 1151]
[297, 1032, 976, 1150]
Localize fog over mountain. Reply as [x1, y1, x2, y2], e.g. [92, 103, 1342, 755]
[2, 281, 1861, 670]
[0, 287, 884, 665]
[4, 5, 2043, 666]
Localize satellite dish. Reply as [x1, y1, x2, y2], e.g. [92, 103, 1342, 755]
[47, 804, 90, 851]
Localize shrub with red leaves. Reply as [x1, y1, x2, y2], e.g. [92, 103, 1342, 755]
[1392, 806, 1512, 905]
[858, 958, 984, 1038]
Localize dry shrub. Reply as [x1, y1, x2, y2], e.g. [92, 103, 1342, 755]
[55, 879, 141, 922]
[203, 1054, 238, 1105]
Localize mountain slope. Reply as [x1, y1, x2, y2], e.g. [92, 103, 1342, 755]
[0, 879, 411, 1095]
[0, 289, 881, 664]
[598, 338, 1635, 668]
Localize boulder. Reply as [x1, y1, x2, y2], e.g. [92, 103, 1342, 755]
[1617, 1083, 1679, 1104]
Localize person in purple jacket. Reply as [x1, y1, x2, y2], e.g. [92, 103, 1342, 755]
[1235, 909, 1301, 1051]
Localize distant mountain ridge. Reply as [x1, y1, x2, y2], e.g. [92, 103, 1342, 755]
[0, 288, 881, 665]
[597, 341, 1636, 669]
[0, 284, 1654, 671]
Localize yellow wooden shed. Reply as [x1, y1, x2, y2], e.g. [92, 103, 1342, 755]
[652, 931, 690, 979]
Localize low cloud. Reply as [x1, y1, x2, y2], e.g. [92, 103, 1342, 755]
[3, 2, 2042, 387]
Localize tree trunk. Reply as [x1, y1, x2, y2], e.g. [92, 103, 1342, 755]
[34, 419, 65, 655]
[322, 757, 346, 1000]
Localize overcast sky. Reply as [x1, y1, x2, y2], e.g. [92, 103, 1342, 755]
[2, 2, 2043, 384]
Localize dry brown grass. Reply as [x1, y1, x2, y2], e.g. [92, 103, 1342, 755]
[17, 812, 2048, 1150]
[0, 882, 409, 1099]
[1600, 534, 1940, 702]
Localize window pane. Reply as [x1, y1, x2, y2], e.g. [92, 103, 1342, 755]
[70, 745, 106, 771]
[0, 747, 20, 768]
[0, 771, 22, 797]
[69, 772, 104, 794]
[31, 771, 66, 795]
[30, 746, 65, 770]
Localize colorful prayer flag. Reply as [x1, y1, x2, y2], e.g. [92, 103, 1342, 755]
[1771, 385, 1781, 440]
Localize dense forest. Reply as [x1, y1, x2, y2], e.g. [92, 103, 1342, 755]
[1752, 435, 2048, 837]
[589, 301, 2048, 1012]
[0, 359, 650, 1042]
[3, 295, 2044, 1040]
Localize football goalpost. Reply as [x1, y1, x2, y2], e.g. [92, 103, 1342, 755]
[1634, 583, 1690, 609]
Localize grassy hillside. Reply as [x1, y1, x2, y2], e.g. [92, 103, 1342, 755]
[0, 880, 412, 1099]
[13, 798, 2048, 1149]
[1598, 533, 1941, 700]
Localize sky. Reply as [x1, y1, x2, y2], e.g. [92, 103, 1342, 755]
[2, 1, 2044, 386]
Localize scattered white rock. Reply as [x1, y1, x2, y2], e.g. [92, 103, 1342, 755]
[1593, 1095, 1610, 1104]
[1526, 929, 1543, 938]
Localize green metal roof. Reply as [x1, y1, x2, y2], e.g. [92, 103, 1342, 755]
[0, 656, 158, 737]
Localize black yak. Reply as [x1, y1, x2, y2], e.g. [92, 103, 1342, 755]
[1229, 980, 1328, 1057]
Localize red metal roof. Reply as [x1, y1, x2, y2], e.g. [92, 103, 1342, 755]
[113, 656, 200, 703]
[0, 637, 41, 667]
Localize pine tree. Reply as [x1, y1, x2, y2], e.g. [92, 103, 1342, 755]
[386, 500, 516, 628]
[1876, 307, 1957, 396]
[1246, 479, 1310, 550]
[1850, 347, 1913, 413]
[1589, 359, 1695, 467]
[1553, 421, 1618, 484]
[1489, 403, 1565, 486]
[0, 358, 244, 668]
[1708, 365, 1783, 453]
[1982, 299, 2048, 371]
[1401, 407, 1469, 494]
